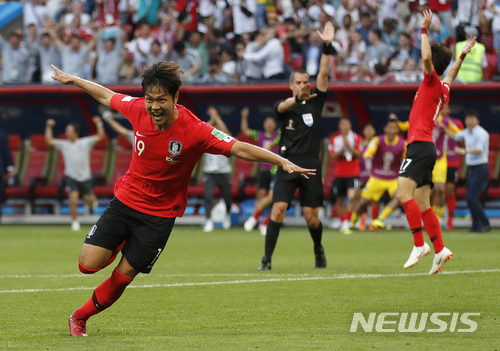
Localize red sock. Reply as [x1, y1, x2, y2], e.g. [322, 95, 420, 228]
[402, 199, 424, 247]
[340, 214, 346, 222]
[253, 209, 262, 219]
[72, 268, 133, 321]
[446, 196, 456, 220]
[372, 205, 380, 220]
[421, 208, 444, 254]
[346, 211, 352, 221]
[330, 204, 338, 218]
[262, 215, 270, 226]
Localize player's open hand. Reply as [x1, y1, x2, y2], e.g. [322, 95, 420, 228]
[51, 65, 75, 84]
[282, 160, 316, 179]
[421, 9, 433, 29]
[462, 36, 477, 54]
[241, 107, 249, 119]
[46, 119, 56, 127]
[297, 83, 317, 102]
[317, 21, 334, 44]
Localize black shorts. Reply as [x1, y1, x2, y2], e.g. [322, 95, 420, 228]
[272, 158, 323, 208]
[257, 170, 275, 190]
[85, 197, 175, 274]
[447, 167, 458, 184]
[332, 177, 360, 198]
[399, 141, 436, 188]
[65, 176, 93, 196]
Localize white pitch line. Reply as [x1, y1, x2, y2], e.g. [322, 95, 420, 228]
[0, 273, 317, 279]
[0, 269, 498, 294]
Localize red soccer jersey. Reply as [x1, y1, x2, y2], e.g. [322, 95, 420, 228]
[328, 131, 362, 178]
[407, 69, 450, 145]
[429, 0, 452, 12]
[110, 94, 236, 218]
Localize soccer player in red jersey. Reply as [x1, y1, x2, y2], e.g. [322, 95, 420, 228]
[50, 62, 315, 337]
[396, 10, 476, 275]
[328, 117, 362, 235]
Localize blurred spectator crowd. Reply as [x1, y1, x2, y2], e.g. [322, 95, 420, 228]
[0, 0, 499, 85]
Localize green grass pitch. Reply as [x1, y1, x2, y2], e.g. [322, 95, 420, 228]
[0, 224, 499, 350]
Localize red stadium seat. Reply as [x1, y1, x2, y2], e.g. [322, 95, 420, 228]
[322, 157, 336, 198]
[489, 132, 500, 149]
[230, 157, 258, 198]
[481, 33, 495, 53]
[483, 53, 498, 81]
[5, 134, 53, 201]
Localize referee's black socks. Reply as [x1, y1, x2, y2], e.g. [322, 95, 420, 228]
[308, 222, 323, 249]
[264, 220, 281, 260]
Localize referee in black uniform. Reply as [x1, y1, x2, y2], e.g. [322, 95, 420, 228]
[258, 22, 335, 270]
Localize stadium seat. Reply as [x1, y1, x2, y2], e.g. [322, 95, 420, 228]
[481, 33, 495, 54]
[6, 134, 25, 186]
[489, 132, 500, 149]
[5, 134, 53, 201]
[94, 136, 133, 198]
[483, 53, 498, 81]
[230, 156, 258, 199]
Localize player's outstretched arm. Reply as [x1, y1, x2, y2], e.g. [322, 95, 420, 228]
[103, 111, 132, 139]
[316, 21, 334, 92]
[443, 36, 477, 86]
[421, 9, 434, 75]
[45, 119, 56, 146]
[51, 65, 116, 107]
[229, 141, 316, 179]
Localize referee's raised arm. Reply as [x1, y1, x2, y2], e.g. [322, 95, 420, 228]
[316, 21, 335, 92]
[51, 65, 116, 107]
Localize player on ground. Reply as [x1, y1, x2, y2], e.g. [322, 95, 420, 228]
[328, 117, 362, 235]
[51, 61, 315, 337]
[396, 10, 476, 274]
[257, 22, 335, 270]
[351, 118, 406, 230]
[443, 113, 464, 231]
[241, 107, 280, 234]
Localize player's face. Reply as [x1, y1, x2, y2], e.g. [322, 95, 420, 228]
[144, 87, 179, 131]
[338, 119, 351, 135]
[384, 121, 399, 139]
[363, 125, 376, 140]
[263, 117, 277, 133]
[65, 125, 78, 141]
[465, 115, 479, 130]
[290, 72, 310, 96]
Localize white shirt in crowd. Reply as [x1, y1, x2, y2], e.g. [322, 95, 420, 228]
[229, 0, 257, 35]
[243, 37, 284, 79]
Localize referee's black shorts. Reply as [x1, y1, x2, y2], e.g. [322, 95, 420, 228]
[272, 157, 323, 208]
[84, 197, 175, 274]
[399, 141, 436, 188]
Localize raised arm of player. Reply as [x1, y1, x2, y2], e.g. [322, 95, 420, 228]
[421, 9, 434, 75]
[45, 119, 56, 146]
[316, 21, 335, 92]
[51, 65, 115, 107]
[229, 142, 315, 179]
[443, 36, 477, 86]
[240, 107, 252, 137]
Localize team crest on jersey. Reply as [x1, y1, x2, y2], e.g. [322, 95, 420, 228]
[169, 140, 183, 156]
[302, 113, 313, 127]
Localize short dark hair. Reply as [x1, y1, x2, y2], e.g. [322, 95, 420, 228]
[42, 32, 51, 39]
[68, 121, 81, 135]
[374, 63, 388, 76]
[173, 41, 185, 53]
[141, 61, 183, 97]
[209, 56, 220, 66]
[370, 28, 382, 39]
[385, 118, 398, 127]
[151, 40, 161, 47]
[363, 122, 375, 129]
[9, 31, 22, 40]
[289, 69, 309, 83]
[398, 32, 410, 40]
[338, 116, 351, 124]
[465, 109, 480, 120]
[431, 43, 453, 76]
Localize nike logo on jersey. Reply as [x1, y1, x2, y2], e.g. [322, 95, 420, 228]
[136, 131, 146, 137]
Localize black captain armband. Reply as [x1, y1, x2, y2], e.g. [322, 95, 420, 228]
[322, 42, 333, 55]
